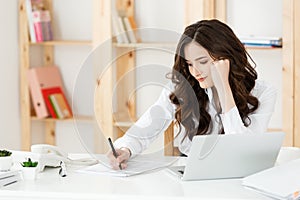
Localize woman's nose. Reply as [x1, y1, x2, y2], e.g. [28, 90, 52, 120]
[191, 65, 201, 75]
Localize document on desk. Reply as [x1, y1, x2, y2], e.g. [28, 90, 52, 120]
[242, 158, 300, 200]
[76, 153, 178, 177]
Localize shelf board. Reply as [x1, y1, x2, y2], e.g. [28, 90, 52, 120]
[113, 121, 133, 127]
[267, 128, 283, 132]
[31, 115, 94, 122]
[29, 40, 93, 46]
[245, 46, 282, 50]
[113, 42, 177, 48]
[113, 43, 282, 50]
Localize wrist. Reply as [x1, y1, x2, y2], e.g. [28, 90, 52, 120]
[216, 84, 235, 113]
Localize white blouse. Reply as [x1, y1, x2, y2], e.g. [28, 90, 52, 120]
[114, 80, 277, 156]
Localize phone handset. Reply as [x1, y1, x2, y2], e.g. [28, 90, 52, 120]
[31, 144, 68, 158]
[31, 144, 69, 171]
[31, 144, 98, 172]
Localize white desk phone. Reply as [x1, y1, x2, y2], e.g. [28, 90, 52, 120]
[30, 144, 98, 172]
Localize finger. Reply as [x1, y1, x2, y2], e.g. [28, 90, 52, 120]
[110, 161, 125, 170]
[109, 158, 122, 169]
[107, 151, 121, 169]
[214, 59, 229, 66]
[106, 151, 117, 161]
[120, 162, 127, 169]
[111, 162, 120, 170]
[116, 150, 130, 163]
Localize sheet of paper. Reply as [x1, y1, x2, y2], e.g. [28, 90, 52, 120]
[242, 158, 300, 199]
[76, 153, 178, 177]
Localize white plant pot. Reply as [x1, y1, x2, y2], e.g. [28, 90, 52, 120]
[22, 167, 38, 180]
[0, 156, 13, 171]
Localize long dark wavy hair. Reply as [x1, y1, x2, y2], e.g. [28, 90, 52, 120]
[169, 19, 259, 141]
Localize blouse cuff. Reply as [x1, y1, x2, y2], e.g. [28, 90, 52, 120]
[114, 136, 140, 157]
[220, 106, 246, 134]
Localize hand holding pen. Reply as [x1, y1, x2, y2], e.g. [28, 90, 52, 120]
[107, 138, 131, 170]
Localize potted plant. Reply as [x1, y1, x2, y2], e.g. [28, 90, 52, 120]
[21, 158, 39, 180]
[0, 150, 12, 171]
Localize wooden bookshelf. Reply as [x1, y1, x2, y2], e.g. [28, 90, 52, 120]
[292, 0, 300, 147]
[19, 0, 95, 151]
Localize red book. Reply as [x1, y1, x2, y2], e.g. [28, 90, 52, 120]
[41, 87, 72, 119]
[49, 93, 72, 119]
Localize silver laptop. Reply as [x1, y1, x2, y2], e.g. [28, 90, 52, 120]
[168, 132, 285, 181]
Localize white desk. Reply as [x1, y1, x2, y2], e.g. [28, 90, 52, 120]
[1, 147, 299, 200]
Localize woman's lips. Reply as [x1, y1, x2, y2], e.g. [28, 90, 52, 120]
[197, 77, 206, 82]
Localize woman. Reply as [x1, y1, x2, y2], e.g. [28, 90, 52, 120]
[108, 19, 276, 170]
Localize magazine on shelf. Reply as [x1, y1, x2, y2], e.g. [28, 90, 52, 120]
[25, 0, 53, 43]
[239, 36, 282, 47]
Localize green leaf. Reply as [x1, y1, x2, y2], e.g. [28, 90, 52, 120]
[0, 150, 12, 157]
[21, 158, 38, 167]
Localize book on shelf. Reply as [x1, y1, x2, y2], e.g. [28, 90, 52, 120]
[41, 87, 72, 119]
[49, 93, 72, 119]
[27, 66, 65, 118]
[123, 16, 137, 43]
[111, 7, 141, 44]
[239, 36, 282, 47]
[41, 10, 53, 41]
[25, 0, 36, 42]
[111, 0, 141, 44]
[243, 44, 280, 48]
[25, 0, 53, 43]
[127, 16, 141, 43]
[117, 16, 130, 43]
[0, 170, 22, 187]
[32, 10, 43, 42]
[111, 11, 124, 43]
[32, 10, 53, 42]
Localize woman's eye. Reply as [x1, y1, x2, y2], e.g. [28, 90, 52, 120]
[200, 61, 208, 64]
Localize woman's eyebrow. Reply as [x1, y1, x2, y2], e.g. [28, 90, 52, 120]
[185, 56, 207, 62]
[194, 56, 207, 61]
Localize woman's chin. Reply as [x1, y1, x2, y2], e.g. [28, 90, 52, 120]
[199, 82, 213, 89]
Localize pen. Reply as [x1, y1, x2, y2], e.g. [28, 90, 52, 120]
[108, 137, 122, 170]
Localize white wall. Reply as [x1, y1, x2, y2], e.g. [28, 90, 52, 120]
[0, 0, 20, 149]
[0, 0, 283, 153]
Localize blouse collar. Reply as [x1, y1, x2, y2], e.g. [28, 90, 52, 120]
[205, 87, 213, 103]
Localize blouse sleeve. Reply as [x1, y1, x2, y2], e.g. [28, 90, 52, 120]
[114, 82, 175, 156]
[220, 81, 277, 134]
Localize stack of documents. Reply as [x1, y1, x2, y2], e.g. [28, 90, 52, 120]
[0, 170, 21, 187]
[243, 158, 300, 200]
[77, 154, 177, 177]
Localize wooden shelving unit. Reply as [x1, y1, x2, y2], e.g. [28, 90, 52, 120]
[19, 0, 95, 151]
[284, 0, 300, 147]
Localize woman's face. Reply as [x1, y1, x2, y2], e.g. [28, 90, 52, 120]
[184, 41, 214, 89]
